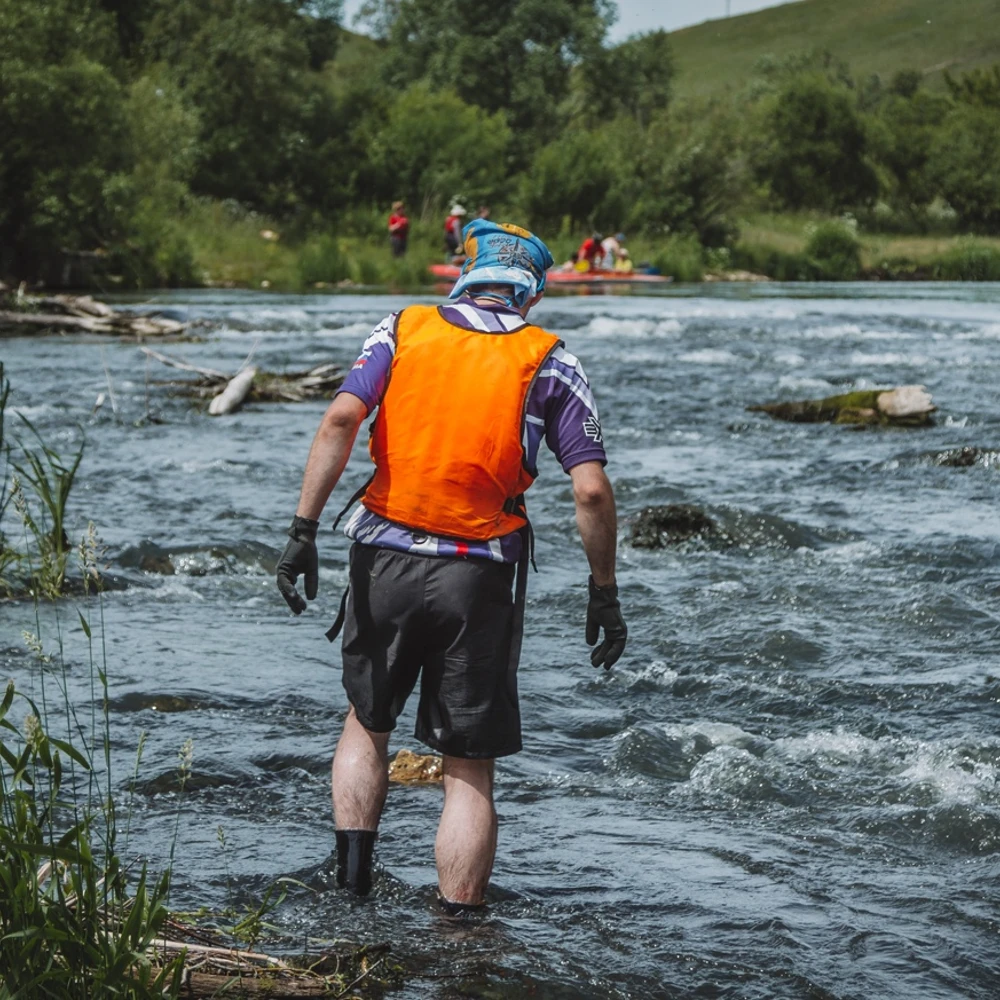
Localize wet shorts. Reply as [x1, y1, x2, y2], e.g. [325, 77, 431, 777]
[340, 543, 520, 759]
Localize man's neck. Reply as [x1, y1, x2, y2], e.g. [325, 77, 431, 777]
[467, 295, 528, 319]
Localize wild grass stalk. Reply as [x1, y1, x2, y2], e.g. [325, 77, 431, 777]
[0, 365, 20, 595]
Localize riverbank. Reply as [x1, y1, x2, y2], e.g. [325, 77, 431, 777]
[27, 199, 1000, 294]
[183, 204, 1000, 290]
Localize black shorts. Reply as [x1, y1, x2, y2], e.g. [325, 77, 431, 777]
[341, 544, 520, 759]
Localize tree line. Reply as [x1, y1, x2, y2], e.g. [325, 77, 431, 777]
[2, 0, 999, 286]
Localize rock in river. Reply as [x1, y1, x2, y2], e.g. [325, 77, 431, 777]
[631, 505, 719, 549]
[749, 385, 936, 427]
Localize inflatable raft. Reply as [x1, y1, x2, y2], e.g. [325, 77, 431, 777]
[428, 264, 672, 287]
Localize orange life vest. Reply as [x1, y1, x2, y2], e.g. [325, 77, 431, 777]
[362, 305, 562, 540]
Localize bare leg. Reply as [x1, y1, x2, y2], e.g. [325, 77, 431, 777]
[435, 756, 497, 905]
[331, 706, 390, 830]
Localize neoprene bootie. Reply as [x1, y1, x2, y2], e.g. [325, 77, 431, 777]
[335, 829, 377, 896]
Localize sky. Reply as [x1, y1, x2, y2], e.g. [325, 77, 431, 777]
[340, 0, 802, 41]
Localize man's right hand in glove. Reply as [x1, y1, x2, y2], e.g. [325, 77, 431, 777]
[276, 515, 320, 614]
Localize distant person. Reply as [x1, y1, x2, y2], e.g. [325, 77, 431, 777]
[575, 232, 604, 271]
[276, 218, 627, 914]
[387, 202, 409, 258]
[477, 205, 491, 220]
[601, 233, 627, 269]
[444, 204, 467, 258]
[613, 247, 634, 273]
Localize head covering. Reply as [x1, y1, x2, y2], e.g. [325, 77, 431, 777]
[449, 220, 554, 308]
[449, 204, 467, 216]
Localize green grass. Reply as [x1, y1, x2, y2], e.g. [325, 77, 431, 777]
[669, 0, 1000, 99]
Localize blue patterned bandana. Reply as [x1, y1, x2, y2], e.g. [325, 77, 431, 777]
[449, 220, 554, 308]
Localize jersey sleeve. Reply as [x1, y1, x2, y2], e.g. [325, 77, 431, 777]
[335, 314, 397, 414]
[523, 345, 607, 475]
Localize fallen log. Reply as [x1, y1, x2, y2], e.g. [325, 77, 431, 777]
[748, 385, 936, 427]
[0, 293, 187, 338]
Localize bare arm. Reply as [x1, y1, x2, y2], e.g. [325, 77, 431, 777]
[295, 392, 368, 520]
[570, 461, 617, 586]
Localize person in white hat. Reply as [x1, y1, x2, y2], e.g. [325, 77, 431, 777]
[444, 204, 468, 258]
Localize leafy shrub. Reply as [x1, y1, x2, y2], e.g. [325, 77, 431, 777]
[652, 235, 705, 283]
[730, 244, 822, 281]
[805, 222, 862, 279]
[753, 76, 879, 212]
[931, 242, 1000, 280]
[298, 235, 348, 285]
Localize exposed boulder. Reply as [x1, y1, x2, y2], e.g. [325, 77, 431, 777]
[749, 386, 936, 427]
[631, 504, 720, 549]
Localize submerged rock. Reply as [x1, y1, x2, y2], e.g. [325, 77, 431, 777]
[388, 748, 442, 784]
[930, 446, 999, 468]
[749, 386, 936, 427]
[631, 505, 719, 549]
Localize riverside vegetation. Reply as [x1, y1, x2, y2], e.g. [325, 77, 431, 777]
[3, 0, 1000, 291]
[0, 369, 398, 997]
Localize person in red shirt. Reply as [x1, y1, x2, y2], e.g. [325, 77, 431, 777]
[575, 232, 604, 270]
[388, 201, 409, 257]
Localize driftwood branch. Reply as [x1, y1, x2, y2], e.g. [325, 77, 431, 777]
[209, 367, 258, 415]
[140, 348, 228, 381]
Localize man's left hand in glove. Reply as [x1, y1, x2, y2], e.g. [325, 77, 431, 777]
[586, 576, 627, 670]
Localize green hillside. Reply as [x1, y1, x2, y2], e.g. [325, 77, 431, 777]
[670, 0, 1000, 98]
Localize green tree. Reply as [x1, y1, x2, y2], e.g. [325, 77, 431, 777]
[368, 84, 510, 212]
[520, 124, 621, 232]
[868, 88, 949, 220]
[627, 107, 741, 245]
[944, 64, 1000, 108]
[0, 0, 130, 280]
[359, 0, 613, 141]
[753, 75, 878, 211]
[579, 30, 674, 125]
[928, 105, 1000, 232]
[144, 0, 345, 216]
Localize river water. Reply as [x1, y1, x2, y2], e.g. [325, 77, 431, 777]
[2, 284, 999, 999]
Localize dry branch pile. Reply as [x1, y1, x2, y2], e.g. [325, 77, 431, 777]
[0, 292, 187, 338]
[143, 348, 343, 414]
[156, 918, 392, 998]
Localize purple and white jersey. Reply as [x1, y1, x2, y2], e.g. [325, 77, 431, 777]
[337, 298, 607, 563]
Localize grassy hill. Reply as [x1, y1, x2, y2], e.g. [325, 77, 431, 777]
[669, 0, 1000, 98]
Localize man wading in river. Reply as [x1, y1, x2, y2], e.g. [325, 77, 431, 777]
[276, 220, 627, 913]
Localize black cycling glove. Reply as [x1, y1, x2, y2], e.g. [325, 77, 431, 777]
[276, 515, 319, 615]
[585, 576, 627, 670]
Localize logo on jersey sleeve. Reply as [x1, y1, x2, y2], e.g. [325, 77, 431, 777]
[583, 416, 603, 443]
